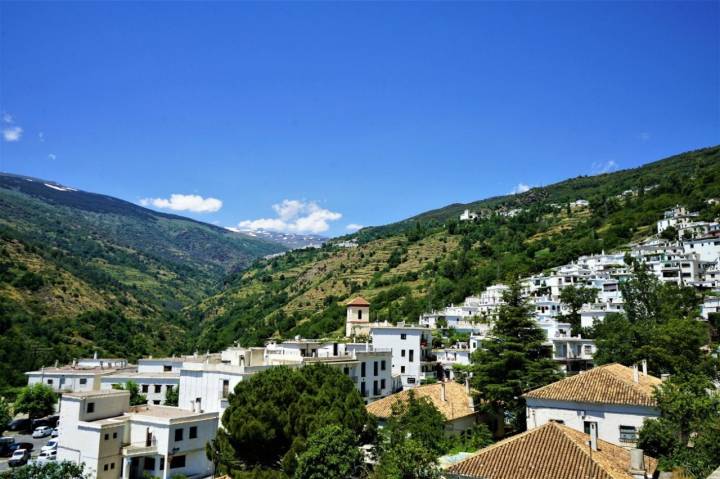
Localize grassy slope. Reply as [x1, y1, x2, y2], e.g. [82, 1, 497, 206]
[191, 146, 720, 351]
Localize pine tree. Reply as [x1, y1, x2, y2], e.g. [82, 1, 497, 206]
[469, 280, 561, 437]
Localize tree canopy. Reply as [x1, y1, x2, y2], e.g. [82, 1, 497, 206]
[294, 425, 364, 479]
[209, 364, 373, 477]
[469, 280, 561, 436]
[111, 381, 147, 406]
[0, 461, 88, 479]
[13, 383, 57, 422]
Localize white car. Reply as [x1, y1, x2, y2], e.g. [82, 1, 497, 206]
[32, 426, 53, 438]
[51, 428, 59, 437]
[35, 450, 57, 463]
[41, 439, 58, 454]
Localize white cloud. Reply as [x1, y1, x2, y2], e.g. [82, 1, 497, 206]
[638, 132, 651, 142]
[48, 153, 56, 160]
[2, 113, 13, 124]
[237, 200, 342, 234]
[510, 183, 531, 195]
[139, 194, 223, 213]
[38, 132, 45, 142]
[591, 160, 619, 175]
[3, 126, 22, 142]
[346, 223, 363, 231]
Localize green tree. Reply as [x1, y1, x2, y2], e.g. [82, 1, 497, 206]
[559, 285, 597, 333]
[0, 397, 11, 435]
[209, 365, 372, 477]
[372, 438, 440, 479]
[0, 461, 88, 478]
[164, 385, 179, 406]
[469, 280, 561, 436]
[13, 384, 57, 423]
[383, 391, 447, 456]
[112, 381, 147, 406]
[638, 374, 720, 478]
[294, 425, 363, 479]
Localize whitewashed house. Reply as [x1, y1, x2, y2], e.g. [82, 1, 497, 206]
[370, 323, 438, 389]
[345, 296, 371, 338]
[100, 372, 180, 406]
[26, 359, 132, 393]
[56, 389, 218, 479]
[524, 363, 661, 447]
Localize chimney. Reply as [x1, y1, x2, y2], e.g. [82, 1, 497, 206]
[93, 351, 98, 360]
[54, 360, 58, 368]
[641, 359, 647, 377]
[632, 364, 639, 383]
[628, 449, 646, 479]
[464, 377, 470, 394]
[440, 382, 447, 402]
[588, 422, 598, 452]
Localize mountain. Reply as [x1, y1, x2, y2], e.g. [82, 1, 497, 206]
[189, 146, 720, 352]
[231, 229, 327, 250]
[0, 173, 285, 391]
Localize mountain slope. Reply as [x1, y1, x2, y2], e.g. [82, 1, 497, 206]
[0, 174, 285, 391]
[190, 146, 720, 352]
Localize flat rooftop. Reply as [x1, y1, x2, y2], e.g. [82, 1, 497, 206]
[63, 389, 130, 399]
[102, 371, 179, 379]
[127, 404, 214, 420]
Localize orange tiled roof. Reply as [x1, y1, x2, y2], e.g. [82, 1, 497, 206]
[524, 363, 661, 407]
[366, 381, 475, 421]
[445, 422, 657, 479]
[346, 296, 370, 306]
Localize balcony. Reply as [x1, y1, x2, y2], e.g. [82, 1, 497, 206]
[122, 441, 158, 457]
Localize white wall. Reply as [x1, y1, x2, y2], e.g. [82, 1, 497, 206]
[371, 328, 434, 388]
[526, 398, 660, 446]
[100, 376, 180, 405]
[28, 372, 99, 392]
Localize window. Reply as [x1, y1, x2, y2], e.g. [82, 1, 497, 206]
[381, 360, 386, 371]
[160, 458, 165, 470]
[401, 349, 406, 357]
[357, 310, 362, 320]
[47, 379, 53, 385]
[154, 385, 162, 393]
[170, 455, 186, 469]
[584, 421, 597, 435]
[110, 463, 115, 470]
[163, 365, 172, 372]
[373, 361, 378, 376]
[175, 428, 184, 442]
[189, 426, 197, 439]
[79, 378, 87, 385]
[400, 334, 407, 340]
[549, 419, 564, 424]
[153, 400, 161, 405]
[408, 350, 414, 362]
[113, 432, 117, 439]
[373, 380, 380, 396]
[141, 384, 149, 393]
[619, 426, 637, 443]
[222, 379, 230, 398]
[407, 377, 416, 384]
[144, 458, 155, 470]
[104, 465, 109, 471]
[104, 433, 109, 440]
[381, 379, 386, 389]
[361, 362, 366, 378]
[400, 366, 406, 374]
[360, 382, 367, 397]
[87, 402, 95, 413]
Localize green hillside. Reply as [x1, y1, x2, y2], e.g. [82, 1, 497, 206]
[190, 146, 720, 352]
[0, 174, 285, 393]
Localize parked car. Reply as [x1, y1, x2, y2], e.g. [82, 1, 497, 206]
[0, 437, 16, 458]
[51, 427, 59, 437]
[32, 415, 59, 429]
[41, 439, 58, 454]
[32, 426, 53, 438]
[8, 449, 30, 467]
[9, 442, 34, 454]
[35, 450, 57, 464]
[7, 418, 31, 432]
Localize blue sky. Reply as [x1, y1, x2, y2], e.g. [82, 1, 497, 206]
[1, 1, 718, 237]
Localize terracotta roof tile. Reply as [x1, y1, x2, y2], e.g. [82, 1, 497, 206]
[366, 382, 475, 421]
[445, 422, 657, 479]
[524, 363, 661, 407]
[346, 296, 370, 306]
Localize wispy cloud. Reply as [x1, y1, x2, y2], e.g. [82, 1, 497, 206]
[139, 194, 223, 213]
[236, 199, 342, 234]
[346, 223, 363, 231]
[2, 113, 22, 142]
[48, 153, 56, 160]
[38, 132, 45, 142]
[638, 132, 651, 142]
[591, 160, 619, 175]
[510, 183, 531, 195]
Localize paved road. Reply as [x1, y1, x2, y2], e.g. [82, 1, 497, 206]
[0, 432, 54, 472]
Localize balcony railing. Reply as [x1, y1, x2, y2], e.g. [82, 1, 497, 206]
[122, 440, 158, 457]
